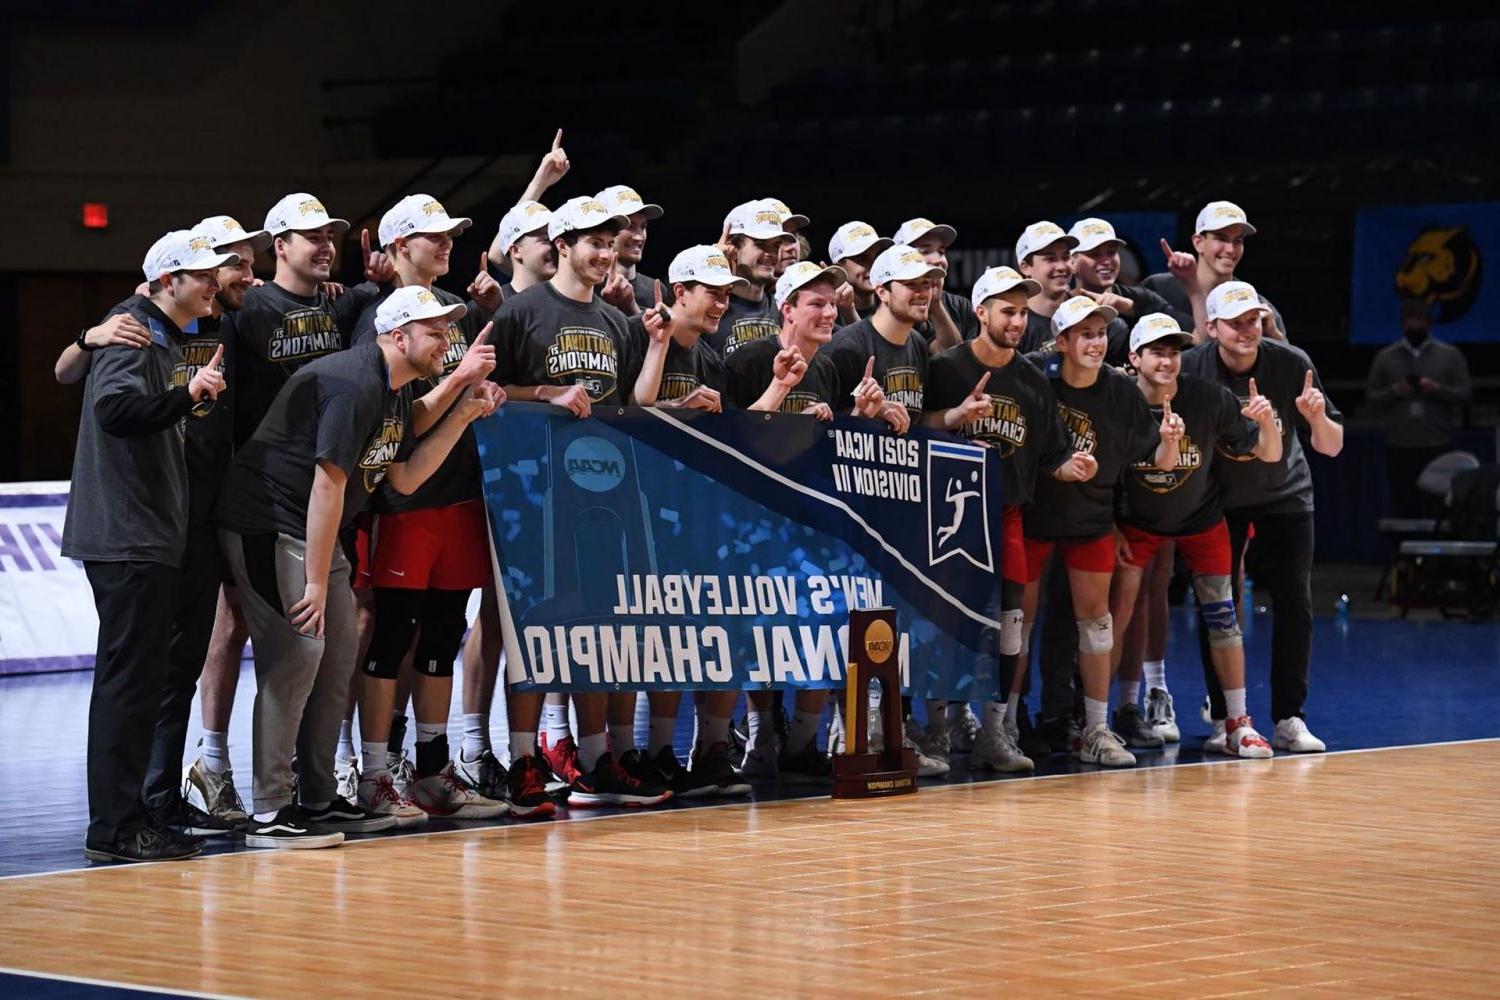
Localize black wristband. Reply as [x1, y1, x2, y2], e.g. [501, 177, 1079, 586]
[76, 328, 98, 352]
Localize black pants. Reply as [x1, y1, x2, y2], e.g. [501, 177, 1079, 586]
[1199, 511, 1314, 723]
[142, 522, 225, 813]
[84, 560, 178, 845]
[1036, 552, 1078, 722]
[1385, 445, 1448, 519]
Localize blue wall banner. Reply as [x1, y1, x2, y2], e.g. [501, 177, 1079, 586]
[1351, 202, 1498, 345]
[473, 404, 1004, 701]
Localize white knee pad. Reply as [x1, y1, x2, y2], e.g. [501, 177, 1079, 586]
[1076, 614, 1114, 655]
[999, 609, 1024, 656]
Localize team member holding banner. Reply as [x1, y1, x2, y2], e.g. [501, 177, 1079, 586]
[923, 267, 1087, 772]
[1020, 296, 1173, 767]
[1110, 313, 1281, 757]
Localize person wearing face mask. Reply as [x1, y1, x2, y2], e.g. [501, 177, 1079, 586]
[1145, 201, 1287, 341]
[65, 230, 239, 863]
[597, 184, 667, 315]
[1015, 221, 1080, 355]
[708, 200, 797, 357]
[1365, 298, 1472, 518]
[1181, 281, 1343, 754]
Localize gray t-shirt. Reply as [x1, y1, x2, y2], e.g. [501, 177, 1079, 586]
[1365, 338, 1472, 449]
[1141, 272, 1287, 337]
[62, 298, 191, 567]
[707, 291, 780, 358]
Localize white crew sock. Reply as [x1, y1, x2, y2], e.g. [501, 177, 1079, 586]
[336, 720, 355, 761]
[746, 709, 773, 750]
[203, 730, 231, 774]
[461, 713, 489, 759]
[508, 729, 536, 763]
[983, 701, 1006, 737]
[1004, 692, 1020, 724]
[1225, 688, 1247, 720]
[1144, 659, 1167, 692]
[361, 745, 388, 774]
[1084, 696, 1109, 731]
[1120, 680, 1141, 708]
[543, 702, 571, 743]
[578, 732, 609, 771]
[647, 715, 676, 755]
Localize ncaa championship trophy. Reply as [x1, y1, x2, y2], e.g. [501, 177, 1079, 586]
[832, 607, 919, 799]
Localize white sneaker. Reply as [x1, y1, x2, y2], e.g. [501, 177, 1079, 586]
[969, 727, 1034, 773]
[912, 717, 950, 766]
[334, 756, 359, 803]
[413, 763, 509, 819]
[949, 707, 982, 753]
[1144, 687, 1180, 743]
[1272, 717, 1326, 753]
[389, 749, 417, 798]
[357, 770, 428, 827]
[1078, 723, 1136, 767]
[902, 734, 949, 777]
[1205, 719, 1227, 753]
[1225, 717, 1274, 759]
[1200, 696, 1213, 725]
[1001, 711, 1021, 749]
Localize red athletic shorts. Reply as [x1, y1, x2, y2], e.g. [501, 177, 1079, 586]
[1002, 505, 1027, 586]
[1022, 533, 1116, 581]
[352, 512, 375, 590]
[369, 498, 493, 591]
[1120, 519, 1231, 576]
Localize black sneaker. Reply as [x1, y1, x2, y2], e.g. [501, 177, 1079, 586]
[454, 748, 508, 801]
[244, 806, 344, 849]
[569, 756, 672, 808]
[149, 798, 219, 842]
[690, 740, 752, 797]
[778, 740, 833, 785]
[728, 715, 749, 760]
[504, 754, 557, 819]
[531, 746, 570, 797]
[300, 796, 398, 834]
[84, 825, 201, 864]
[772, 697, 791, 752]
[648, 744, 718, 798]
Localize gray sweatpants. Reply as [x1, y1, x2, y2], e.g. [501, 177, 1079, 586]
[219, 529, 357, 815]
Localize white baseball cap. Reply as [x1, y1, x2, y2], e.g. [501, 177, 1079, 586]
[1015, 220, 1078, 263]
[496, 201, 553, 254]
[774, 260, 848, 309]
[760, 197, 808, 232]
[597, 185, 663, 221]
[1205, 280, 1268, 321]
[667, 245, 750, 288]
[194, 215, 272, 254]
[869, 244, 946, 286]
[1195, 200, 1257, 236]
[828, 221, 892, 263]
[378, 194, 473, 248]
[547, 196, 630, 241]
[724, 200, 795, 241]
[1068, 218, 1124, 254]
[263, 193, 349, 237]
[374, 286, 467, 335]
[142, 230, 241, 282]
[1129, 313, 1194, 353]
[892, 217, 958, 248]
[1051, 294, 1118, 336]
[971, 265, 1040, 305]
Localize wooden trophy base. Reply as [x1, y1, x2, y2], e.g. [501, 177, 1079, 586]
[832, 607, 918, 799]
[832, 747, 920, 799]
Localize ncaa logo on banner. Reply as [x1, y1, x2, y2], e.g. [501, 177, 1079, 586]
[563, 436, 626, 493]
[926, 440, 993, 572]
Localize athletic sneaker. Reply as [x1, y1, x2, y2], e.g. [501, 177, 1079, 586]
[301, 796, 398, 834]
[1112, 703, 1166, 749]
[1225, 717, 1274, 759]
[903, 734, 949, 778]
[772, 698, 791, 753]
[568, 756, 672, 808]
[728, 715, 749, 760]
[1002, 710, 1023, 751]
[503, 755, 557, 819]
[911, 717, 950, 766]
[244, 806, 344, 850]
[454, 749, 506, 801]
[182, 756, 249, 829]
[690, 741, 752, 797]
[1200, 695, 1214, 725]
[949, 706, 982, 754]
[1019, 713, 1064, 760]
[1272, 717, 1326, 753]
[529, 746, 570, 796]
[84, 825, 201, 864]
[1078, 723, 1136, 767]
[357, 770, 428, 828]
[969, 727, 1034, 773]
[413, 763, 509, 820]
[334, 755, 359, 803]
[739, 744, 778, 780]
[1144, 687, 1180, 742]
[827, 707, 846, 755]
[778, 740, 833, 784]
[648, 745, 718, 798]
[1204, 719, 1228, 753]
[389, 750, 417, 800]
[539, 732, 583, 786]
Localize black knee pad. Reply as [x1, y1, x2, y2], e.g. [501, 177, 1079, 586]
[413, 589, 472, 677]
[363, 588, 424, 679]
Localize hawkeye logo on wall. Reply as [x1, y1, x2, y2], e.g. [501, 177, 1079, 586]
[564, 436, 626, 493]
[1396, 226, 1482, 323]
[926, 440, 993, 572]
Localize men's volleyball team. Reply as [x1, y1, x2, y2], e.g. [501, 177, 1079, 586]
[59, 132, 1343, 862]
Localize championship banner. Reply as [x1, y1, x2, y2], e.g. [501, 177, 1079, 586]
[473, 404, 1004, 701]
[1351, 202, 1499, 344]
[0, 482, 98, 675]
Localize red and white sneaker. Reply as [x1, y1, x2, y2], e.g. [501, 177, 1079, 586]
[357, 770, 428, 827]
[1225, 716, 1274, 759]
[413, 763, 509, 820]
[539, 732, 583, 786]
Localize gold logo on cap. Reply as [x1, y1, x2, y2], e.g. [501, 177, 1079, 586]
[706, 253, 730, 270]
[768, 199, 792, 214]
[188, 236, 212, 253]
[222, 218, 245, 233]
[421, 200, 444, 216]
[1224, 287, 1254, 303]
[754, 210, 781, 226]
[298, 199, 326, 216]
[899, 250, 924, 265]
[1080, 222, 1110, 236]
[994, 266, 1021, 280]
[616, 188, 642, 205]
[1217, 206, 1245, 221]
[1148, 315, 1176, 331]
[864, 619, 894, 664]
[848, 224, 875, 239]
[416, 290, 438, 305]
[523, 203, 545, 217]
[580, 200, 607, 215]
[1035, 223, 1064, 237]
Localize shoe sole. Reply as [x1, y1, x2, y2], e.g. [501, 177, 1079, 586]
[315, 816, 400, 834]
[972, 760, 1035, 773]
[392, 813, 429, 828]
[568, 793, 673, 808]
[420, 804, 510, 820]
[1272, 741, 1326, 753]
[1226, 746, 1275, 759]
[244, 832, 344, 849]
[83, 846, 201, 863]
[508, 801, 556, 819]
[182, 825, 241, 838]
[1152, 726, 1182, 743]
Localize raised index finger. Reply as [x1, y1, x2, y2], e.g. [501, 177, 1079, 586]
[480, 251, 489, 276]
[654, 279, 662, 307]
[1163, 397, 1173, 416]
[474, 321, 493, 347]
[1303, 369, 1314, 391]
[1159, 237, 1174, 258]
[973, 370, 991, 396]
[1248, 377, 1258, 397]
[361, 228, 372, 261]
[552, 128, 563, 152]
[862, 356, 875, 382]
[209, 343, 225, 367]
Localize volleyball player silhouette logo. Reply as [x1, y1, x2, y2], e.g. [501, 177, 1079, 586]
[927, 440, 994, 572]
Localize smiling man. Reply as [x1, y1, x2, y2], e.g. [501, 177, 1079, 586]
[709, 199, 796, 357]
[1143, 200, 1287, 340]
[597, 185, 666, 314]
[1015, 221, 1079, 354]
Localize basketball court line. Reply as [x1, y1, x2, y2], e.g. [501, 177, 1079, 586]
[0, 967, 244, 999]
[2, 734, 1493, 885]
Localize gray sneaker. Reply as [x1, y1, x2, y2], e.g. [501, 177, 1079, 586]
[182, 756, 249, 828]
[969, 727, 1034, 773]
[1112, 703, 1165, 749]
[1144, 687, 1180, 742]
[334, 756, 359, 803]
[949, 706, 982, 753]
[1078, 723, 1136, 767]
